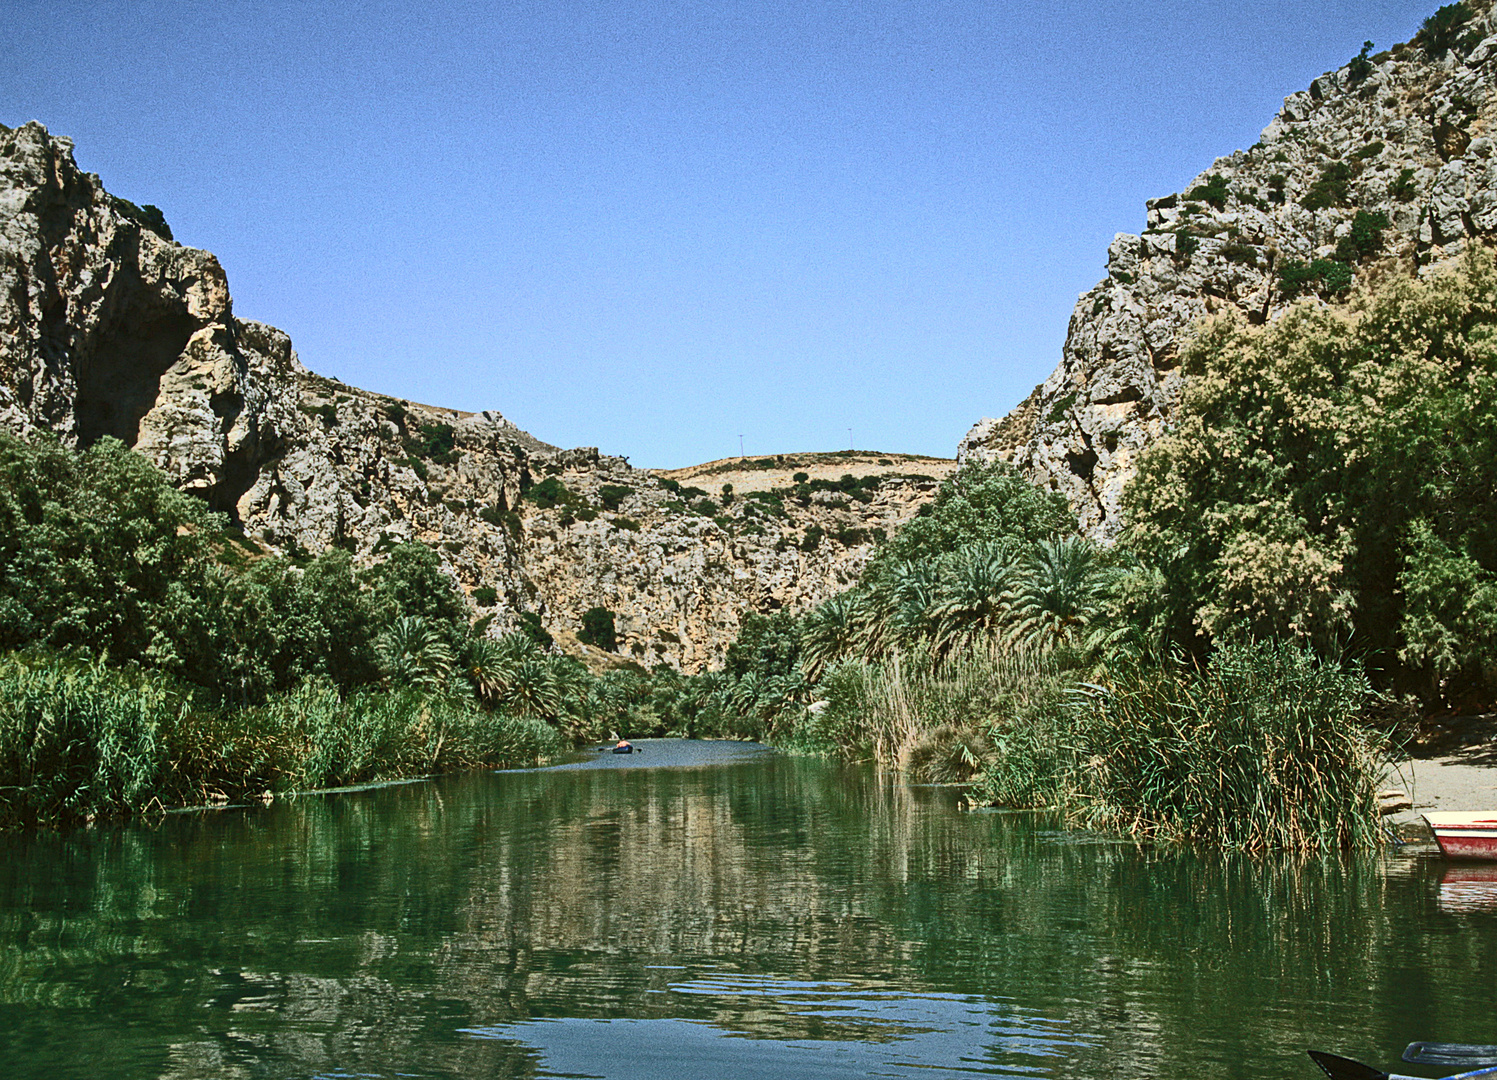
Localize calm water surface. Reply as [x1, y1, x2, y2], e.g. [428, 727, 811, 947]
[0, 739, 1492, 1079]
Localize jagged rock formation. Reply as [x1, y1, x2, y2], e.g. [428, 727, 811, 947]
[0, 121, 948, 671]
[960, 1, 1497, 538]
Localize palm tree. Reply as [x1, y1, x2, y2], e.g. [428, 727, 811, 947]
[1004, 537, 1115, 651]
[376, 616, 454, 690]
[927, 541, 1015, 658]
[502, 655, 562, 718]
[801, 593, 856, 681]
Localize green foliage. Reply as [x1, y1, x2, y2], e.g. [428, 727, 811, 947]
[0, 651, 178, 828]
[385, 401, 407, 426]
[1123, 250, 1497, 707]
[517, 611, 553, 649]
[578, 606, 618, 652]
[1300, 161, 1354, 211]
[720, 482, 734, 505]
[1350, 139, 1384, 161]
[610, 516, 641, 531]
[1346, 40, 1376, 85]
[524, 476, 575, 511]
[473, 585, 498, 607]
[403, 421, 459, 466]
[1419, 3, 1472, 57]
[690, 498, 718, 516]
[792, 472, 810, 483]
[1391, 166, 1418, 202]
[0, 651, 560, 830]
[1266, 173, 1287, 205]
[1174, 229, 1199, 259]
[1277, 257, 1353, 298]
[597, 484, 633, 511]
[871, 459, 1076, 571]
[1333, 209, 1390, 265]
[1045, 390, 1079, 425]
[479, 503, 522, 543]
[800, 525, 824, 551]
[1186, 173, 1230, 209]
[1062, 643, 1384, 851]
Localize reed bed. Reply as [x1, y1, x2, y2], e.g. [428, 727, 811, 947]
[795, 638, 1390, 851]
[1061, 642, 1388, 851]
[0, 651, 560, 830]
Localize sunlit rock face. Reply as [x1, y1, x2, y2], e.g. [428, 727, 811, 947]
[961, 3, 1497, 539]
[0, 121, 949, 671]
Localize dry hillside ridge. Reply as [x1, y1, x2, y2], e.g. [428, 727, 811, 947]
[0, 121, 947, 672]
[961, 0, 1497, 538]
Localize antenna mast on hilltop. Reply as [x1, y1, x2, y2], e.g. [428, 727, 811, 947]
[739, 435, 745, 457]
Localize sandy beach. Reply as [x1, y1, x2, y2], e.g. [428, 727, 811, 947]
[1384, 714, 1497, 834]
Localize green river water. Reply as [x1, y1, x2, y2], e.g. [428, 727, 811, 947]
[0, 739, 1492, 1079]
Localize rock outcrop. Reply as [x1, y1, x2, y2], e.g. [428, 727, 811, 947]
[960, 1, 1497, 538]
[0, 121, 950, 671]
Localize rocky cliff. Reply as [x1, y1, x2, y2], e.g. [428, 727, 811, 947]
[0, 121, 950, 671]
[960, 1, 1497, 538]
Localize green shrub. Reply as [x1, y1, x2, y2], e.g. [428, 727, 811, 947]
[403, 421, 458, 466]
[524, 476, 571, 510]
[1186, 173, 1230, 209]
[1351, 140, 1384, 161]
[1334, 210, 1390, 265]
[1267, 173, 1287, 205]
[1418, 3, 1471, 57]
[1347, 40, 1376, 85]
[110, 196, 173, 241]
[473, 586, 498, 607]
[578, 606, 618, 652]
[598, 484, 633, 511]
[610, 516, 641, 531]
[1391, 167, 1418, 202]
[1277, 257, 1353, 298]
[793, 472, 810, 483]
[1301, 161, 1354, 211]
[800, 525, 824, 551]
[517, 611, 553, 649]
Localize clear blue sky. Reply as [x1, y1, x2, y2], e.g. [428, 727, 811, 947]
[5, 0, 1440, 467]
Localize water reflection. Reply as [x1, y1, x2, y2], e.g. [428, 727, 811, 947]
[0, 747, 1491, 1080]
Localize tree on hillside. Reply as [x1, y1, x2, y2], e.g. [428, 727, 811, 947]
[1122, 248, 1497, 707]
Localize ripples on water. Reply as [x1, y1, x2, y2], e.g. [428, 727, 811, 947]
[0, 740, 1491, 1080]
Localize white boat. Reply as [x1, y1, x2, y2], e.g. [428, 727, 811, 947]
[1424, 811, 1497, 861]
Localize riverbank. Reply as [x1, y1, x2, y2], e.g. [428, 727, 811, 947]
[1386, 713, 1497, 835]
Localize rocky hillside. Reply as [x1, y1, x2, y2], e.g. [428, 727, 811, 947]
[960, 1, 1497, 538]
[0, 121, 947, 672]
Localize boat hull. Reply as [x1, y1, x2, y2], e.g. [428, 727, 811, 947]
[1424, 812, 1497, 861]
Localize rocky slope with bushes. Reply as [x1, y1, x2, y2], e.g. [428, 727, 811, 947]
[960, 0, 1497, 538]
[0, 120, 944, 672]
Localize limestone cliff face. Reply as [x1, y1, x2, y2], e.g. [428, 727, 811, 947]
[0, 121, 946, 671]
[960, 2, 1497, 538]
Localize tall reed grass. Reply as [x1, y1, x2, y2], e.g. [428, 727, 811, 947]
[793, 638, 1390, 851]
[0, 651, 561, 830]
[1061, 642, 1387, 851]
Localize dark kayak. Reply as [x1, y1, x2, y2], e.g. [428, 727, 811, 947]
[1309, 1044, 1497, 1080]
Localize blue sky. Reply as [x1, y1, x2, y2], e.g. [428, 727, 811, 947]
[5, 0, 1441, 467]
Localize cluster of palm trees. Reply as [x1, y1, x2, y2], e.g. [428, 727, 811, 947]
[800, 536, 1118, 681]
[375, 619, 587, 726]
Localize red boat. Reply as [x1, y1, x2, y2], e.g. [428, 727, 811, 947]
[1424, 812, 1497, 860]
